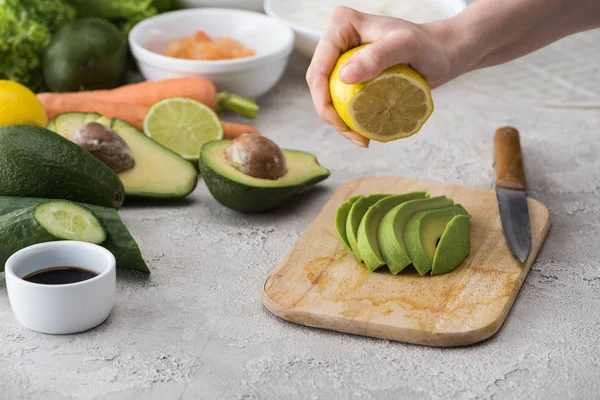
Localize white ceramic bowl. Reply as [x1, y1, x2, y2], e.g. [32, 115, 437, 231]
[178, 0, 264, 12]
[129, 8, 294, 98]
[264, 0, 467, 58]
[5, 241, 116, 335]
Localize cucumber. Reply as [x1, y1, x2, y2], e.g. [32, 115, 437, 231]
[0, 197, 149, 274]
[0, 201, 106, 269]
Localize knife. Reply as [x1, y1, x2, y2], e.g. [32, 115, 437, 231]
[494, 127, 531, 263]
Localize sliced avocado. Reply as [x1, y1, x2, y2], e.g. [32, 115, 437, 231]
[378, 196, 454, 274]
[431, 214, 471, 276]
[357, 192, 429, 271]
[346, 194, 390, 262]
[335, 196, 361, 251]
[110, 118, 198, 198]
[48, 112, 198, 199]
[403, 205, 470, 275]
[199, 140, 330, 212]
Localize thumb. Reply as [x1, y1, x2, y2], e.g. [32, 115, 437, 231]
[339, 33, 417, 84]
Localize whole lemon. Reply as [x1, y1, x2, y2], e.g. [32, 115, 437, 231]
[0, 80, 48, 127]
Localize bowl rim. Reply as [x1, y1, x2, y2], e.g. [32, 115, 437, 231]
[264, 0, 469, 38]
[5, 241, 116, 289]
[263, 0, 322, 38]
[129, 7, 295, 70]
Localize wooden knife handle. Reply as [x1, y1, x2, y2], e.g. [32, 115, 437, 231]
[494, 126, 526, 190]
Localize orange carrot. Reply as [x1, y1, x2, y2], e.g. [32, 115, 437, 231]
[221, 121, 260, 138]
[39, 92, 260, 138]
[38, 95, 147, 130]
[37, 77, 218, 110]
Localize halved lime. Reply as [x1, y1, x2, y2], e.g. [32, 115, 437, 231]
[143, 97, 223, 161]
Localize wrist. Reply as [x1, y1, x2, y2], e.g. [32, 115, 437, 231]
[435, 13, 486, 77]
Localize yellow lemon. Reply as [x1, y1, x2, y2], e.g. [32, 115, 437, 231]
[329, 44, 434, 142]
[0, 80, 48, 127]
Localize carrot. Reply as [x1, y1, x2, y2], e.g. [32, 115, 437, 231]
[37, 77, 218, 110]
[39, 91, 260, 138]
[222, 121, 260, 138]
[38, 94, 147, 130]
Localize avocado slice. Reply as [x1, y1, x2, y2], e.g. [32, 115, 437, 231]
[357, 192, 429, 271]
[403, 205, 470, 275]
[431, 214, 471, 276]
[346, 194, 390, 262]
[199, 140, 330, 212]
[47, 113, 198, 199]
[335, 196, 361, 251]
[378, 196, 454, 274]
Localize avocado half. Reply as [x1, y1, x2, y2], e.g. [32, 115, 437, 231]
[199, 140, 330, 212]
[48, 112, 199, 199]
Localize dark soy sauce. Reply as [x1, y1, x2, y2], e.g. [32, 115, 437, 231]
[23, 266, 99, 285]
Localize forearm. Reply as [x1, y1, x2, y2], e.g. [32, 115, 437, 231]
[451, 0, 600, 72]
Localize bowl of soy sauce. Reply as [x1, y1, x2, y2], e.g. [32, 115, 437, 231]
[5, 241, 116, 334]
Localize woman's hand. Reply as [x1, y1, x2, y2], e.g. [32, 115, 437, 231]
[306, 7, 466, 148]
[306, 0, 600, 148]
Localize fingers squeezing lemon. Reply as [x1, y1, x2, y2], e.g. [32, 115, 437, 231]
[329, 45, 434, 143]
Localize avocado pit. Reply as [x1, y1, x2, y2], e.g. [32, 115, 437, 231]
[71, 122, 135, 173]
[225, 134, 286, 180]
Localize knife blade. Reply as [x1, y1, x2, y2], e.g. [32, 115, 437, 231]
[494, 127, 531, 262]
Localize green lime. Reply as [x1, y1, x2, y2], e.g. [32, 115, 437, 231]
[143, 97, 223, 161]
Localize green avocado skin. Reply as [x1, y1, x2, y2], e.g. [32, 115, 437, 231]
[403, 205, 470, 275]
[431, 214, 471, 276]
[0, 125, 125, 209]
[199, 150, 330, 213]
[44, 18, 127, 92]
[0, 196, 149, 274]
[357, 192, 428, 271]
[378, 196, 453, 275]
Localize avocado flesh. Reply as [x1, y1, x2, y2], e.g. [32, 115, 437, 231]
[335, 196, 361, 251]
[357, 192, 429, 271]
[403, 205, 470, 275]
[346, 194, 390, 262]
[431, 214, 471, 276]
[110, 119, 198, 198]
[48, 113, 198, 198]
[378, 196, 453, 274]
[199, 140, 330, 212]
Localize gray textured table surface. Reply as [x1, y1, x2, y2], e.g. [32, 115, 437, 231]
[2, 43, 600, 399]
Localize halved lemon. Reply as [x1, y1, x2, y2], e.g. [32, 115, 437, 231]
[329, 45, 434, 142]
[143, 97, 223, 161]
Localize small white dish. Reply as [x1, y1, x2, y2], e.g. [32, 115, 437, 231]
[5, 241, 116, 335]
[129, 8, 295, 98]
[178, 0, 264, 12]
[264, 0, 467, 58]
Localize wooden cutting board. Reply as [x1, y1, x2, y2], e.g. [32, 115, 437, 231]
[262, 177, 551, 347]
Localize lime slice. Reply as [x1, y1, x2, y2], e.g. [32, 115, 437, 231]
[143, 97, 223, 161]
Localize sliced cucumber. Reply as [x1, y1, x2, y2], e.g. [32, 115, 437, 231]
[0, 196, 149, 274]
[0, 201, 106, 268]
[34, 201, 106, 243]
